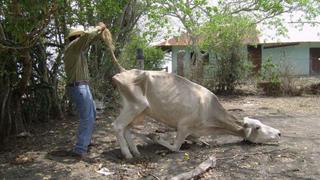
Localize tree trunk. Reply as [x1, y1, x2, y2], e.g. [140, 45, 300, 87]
[177, 50, 185, 77]
[0, 84, 11, 141]
[187, 33, 204, 84]
[0, 23, 6, 40]
[12, 94, 26, 134]
[18, 49, 32, 96]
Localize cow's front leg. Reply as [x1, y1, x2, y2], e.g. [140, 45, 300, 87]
[113, 105, 146, 159]
[153, 127, 190, 152]
[113, 111, 133, 159]
[124, 128, 140, 157]
[187, 135, 210, 146]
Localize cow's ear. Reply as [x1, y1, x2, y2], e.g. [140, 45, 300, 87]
[244, 127, 252, 138]
[243, 122, 249, 128]
[243, 117, 253, 138]
[243, 117, 260, 129]
[243, 117, 253, 128]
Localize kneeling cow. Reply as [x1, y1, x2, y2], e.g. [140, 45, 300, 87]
[112, 69, 281, 159]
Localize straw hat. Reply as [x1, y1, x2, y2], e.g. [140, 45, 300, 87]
[66, 26, 85, 39]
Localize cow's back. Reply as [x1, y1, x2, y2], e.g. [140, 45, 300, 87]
[113, 69, 225, 128]
[143, 70, 213, 126]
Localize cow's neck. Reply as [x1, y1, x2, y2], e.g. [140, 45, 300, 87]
[218, 113, 247, 138]
[225, 126, 246, 137]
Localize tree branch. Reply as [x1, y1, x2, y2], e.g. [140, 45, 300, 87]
[28, 1, 57, 46]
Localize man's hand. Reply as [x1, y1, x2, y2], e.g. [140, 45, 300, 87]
[97, 22, 106, 31]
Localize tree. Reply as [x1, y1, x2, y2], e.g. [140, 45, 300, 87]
[119, 32, 165, 70]
[0, 0, 151, 142]
[199, 15, 257, 93]
[145, 0, 320, 85]
[0, 0, 57, 140]
[146, 0, 212, 83]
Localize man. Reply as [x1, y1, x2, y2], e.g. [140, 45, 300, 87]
[63, 22, 106, 159]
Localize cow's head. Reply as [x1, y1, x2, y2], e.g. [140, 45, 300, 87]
[243, 117, 281, 143]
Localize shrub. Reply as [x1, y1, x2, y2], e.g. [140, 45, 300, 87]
[278, 59, 302, 96]
[305, 83, 320, 95]
[119, 33, 165, 70]
[258, 57, 302, 96]
[258, 58, 281, 96]
[203, 52, 253, 94]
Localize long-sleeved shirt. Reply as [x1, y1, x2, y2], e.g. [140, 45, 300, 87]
[64, 27, 101, 84]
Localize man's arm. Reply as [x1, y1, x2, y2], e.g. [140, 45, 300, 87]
[68, 22, 106, 51]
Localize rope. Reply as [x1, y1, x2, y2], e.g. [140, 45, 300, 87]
[101, 28, 126, 73]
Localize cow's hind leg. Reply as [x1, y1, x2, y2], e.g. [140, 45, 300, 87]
[113, 105, 147, 159]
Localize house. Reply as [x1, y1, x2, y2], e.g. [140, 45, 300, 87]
[248, 39, 320, 76]
[155, 27, 320, 76]
[155, 33, 192, 76]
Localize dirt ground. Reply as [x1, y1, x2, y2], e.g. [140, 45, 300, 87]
[1, 94, 320, 179]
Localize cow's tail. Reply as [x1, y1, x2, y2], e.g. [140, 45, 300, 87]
[101, 28, 126, 73]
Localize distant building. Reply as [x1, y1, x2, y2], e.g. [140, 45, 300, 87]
[155, 28, 320, 76]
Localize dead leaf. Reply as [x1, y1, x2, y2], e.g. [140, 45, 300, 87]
[11, 154, 35, 165]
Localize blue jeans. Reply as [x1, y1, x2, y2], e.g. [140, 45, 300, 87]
[68, 84, 96, 155]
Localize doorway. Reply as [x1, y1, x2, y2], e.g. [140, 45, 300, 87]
[310, 48, 320, 75]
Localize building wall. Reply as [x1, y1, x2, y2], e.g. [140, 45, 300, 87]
[172, 42, 320, 76]
[172, 45, 248, 78]
[261, 42, 320, 75]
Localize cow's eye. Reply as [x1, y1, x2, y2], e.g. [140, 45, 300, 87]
[255, 126, 260, 130]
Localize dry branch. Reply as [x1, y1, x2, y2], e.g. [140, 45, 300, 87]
[171, 155, 216, 180]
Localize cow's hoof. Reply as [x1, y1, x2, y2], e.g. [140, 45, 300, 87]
[241, 139, 255, 145]
[146, 133, 160, 142]
[123, 153, 133, 159]
[132, 151, 141, 157]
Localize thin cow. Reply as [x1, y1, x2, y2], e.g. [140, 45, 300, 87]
[112, 69, 281, 159]
[101, 29, 281, 159]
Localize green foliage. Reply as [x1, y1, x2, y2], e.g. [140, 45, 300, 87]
[145, 0, 210, 41]
[199, 15, 257, 93]
[0, 0, 320, 142]
[0, 0, 145, 141]
[145, 0, 320, 44]
[145, 0, 320, 93]
[1, 1, 49, 34]
[204, 54, 253, 93]
[257, 58, 282, 96]
[119, 33, 165, 70]
[60, 0, 128, 29]
[258, 57, 303, 97]
[259, 57, 280, 83]
[200, 14, 258, 53]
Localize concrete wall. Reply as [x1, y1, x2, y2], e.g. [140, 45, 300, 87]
[261, 42, 320, 75]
